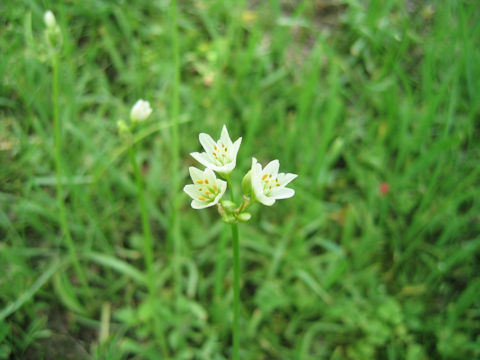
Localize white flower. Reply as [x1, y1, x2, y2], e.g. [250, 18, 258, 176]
[44, 10, 56, 29]
[130, 99, 152, 123]
[190, 125, 242, 176]
[183, 167, 227, 209]
[250, 157, 297, 206]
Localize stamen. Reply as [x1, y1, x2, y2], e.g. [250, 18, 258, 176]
[198, 196, 206, 201]
[205, 179, 209, 184]
[196, 180, 203, 184]
[213, 184, 218, 191]
[205, 190, 211, 195]
[262, 174, 268, 180]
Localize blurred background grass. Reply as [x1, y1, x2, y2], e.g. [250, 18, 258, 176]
[1, 0, 479, 359]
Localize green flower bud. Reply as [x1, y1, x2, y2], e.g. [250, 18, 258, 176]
[221, 214, 236, 224]
[242, 170, 252, 196]
[117, 120, 130, 135]
[237, 212, 251, 222]
[221, 200, 236, 212]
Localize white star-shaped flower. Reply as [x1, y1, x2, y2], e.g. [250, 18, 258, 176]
[190, 125, 242, 177]
[250, 157, 297, 206]
[183, 167, 227, 209]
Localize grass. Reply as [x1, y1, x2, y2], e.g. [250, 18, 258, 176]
[1, 0, 479, 359]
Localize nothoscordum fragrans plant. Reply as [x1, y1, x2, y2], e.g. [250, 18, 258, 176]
[117, 100, 155, 291]
[117, 100, 170, 355]
[184, 125, 297, 359]
[44, 10, 91, 297]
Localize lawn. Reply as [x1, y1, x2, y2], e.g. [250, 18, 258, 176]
[1, 0, 479, 359]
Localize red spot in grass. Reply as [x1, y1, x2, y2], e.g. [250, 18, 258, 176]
[379, 182, 390, 196]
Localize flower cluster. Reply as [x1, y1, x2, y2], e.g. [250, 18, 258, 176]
[184, 125, 297, 222]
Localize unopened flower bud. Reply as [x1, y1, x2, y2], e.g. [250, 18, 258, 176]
[241, 170, 252, 196]
[222, 214, 236, 224]
[44, 10, 62, 49]
[117, 120, 130, 135]
[221, 200, 236, 212]
[237, 212, 251, 222]
[130, 99, 152, 123]
[44, 10, 56, 29]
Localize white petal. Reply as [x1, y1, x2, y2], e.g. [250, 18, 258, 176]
[269, 187, 295, 199]
[220, 125, 233, 147]
[191, 199, 214, 209]
[250, 158, 264, 199]
[220, 161, 236, 174]
[278, 173, 298, 186]
[204, 168, 218, 186]
[189, 167, 204, 182]
[191, 152, 214, 168]
[212, 179, 227, 204]
[183, 184, 202, 199]
[257, 194, 275, 206]
[263, 159, 280, 177]
[231, 137, 242, 157]
[217, 178, 227, 194]
[199, 133, 216, 154]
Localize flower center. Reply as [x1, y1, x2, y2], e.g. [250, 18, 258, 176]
[211, 142, 229, 165]
[261, 173, 280, 195]
[196, 179, 219, 202]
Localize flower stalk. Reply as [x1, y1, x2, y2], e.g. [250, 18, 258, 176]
[48, 12, 90, 298]
[184, 124, 297, 359]
[227, 177, 241, 360]
[128, 141, 154, 294]
[119, 100, 169, 356]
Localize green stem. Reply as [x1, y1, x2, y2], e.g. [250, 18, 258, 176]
[128, 143, 154, 292]
[231, 222, 240, 360]
[128, 141, 169, 357]
[52, 51, 90, 297]
[227, 178, 240, 360]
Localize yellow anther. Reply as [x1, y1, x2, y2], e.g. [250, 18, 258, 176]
[214, 145, 218, 150]
[196, 180, 204, 184]
[213, 184, 218, 191]
[205, 179, 209, 184]
[276, 184, 280, 187]
[198, 196, 206, 201]
[205, 190, 211, 195]
[212, 152, 216, 156]
[225, 147, 228, 151]
[262, 174, 268, 180]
